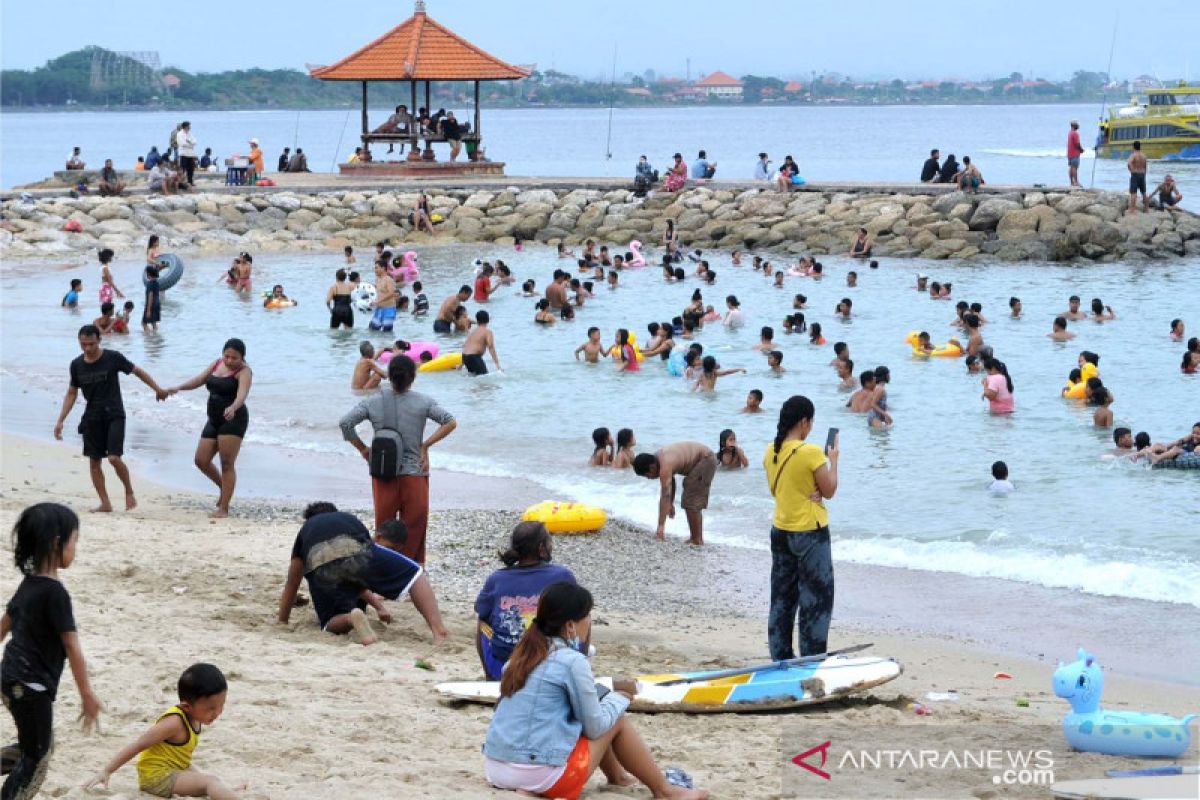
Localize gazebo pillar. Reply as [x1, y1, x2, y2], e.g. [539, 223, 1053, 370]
[360, 81, 369, 157]
[472, 80, 481, 161]
[422, 80, 435, 161]
[407, 79, 421, 161]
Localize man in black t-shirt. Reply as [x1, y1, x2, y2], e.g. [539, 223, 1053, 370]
[920, 148, 941, 182]
[277, 503, 447, 646]
[53, 325, 169, 512]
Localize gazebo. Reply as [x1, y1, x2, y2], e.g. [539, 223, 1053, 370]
[310, 0, 529, 177]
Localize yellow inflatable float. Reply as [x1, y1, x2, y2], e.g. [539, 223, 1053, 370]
[1062, 362, 1098, 399]
[905, 330, 964, 358]
[418, 352, 463, 373]
[522, 501, 607, 534]
[609, 331, 646, 362]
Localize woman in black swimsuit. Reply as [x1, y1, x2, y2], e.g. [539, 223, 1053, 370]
[326, 268, 354, 329]
[168, 338, 253, 518]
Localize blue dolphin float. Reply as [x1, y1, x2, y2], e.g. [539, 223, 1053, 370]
[1053, 648, 1196, 758]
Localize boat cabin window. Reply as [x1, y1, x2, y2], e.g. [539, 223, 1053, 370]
[1149, 93, 1176, 106]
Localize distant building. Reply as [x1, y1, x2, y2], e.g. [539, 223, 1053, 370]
[783, 80, 804, 94]
[161, 73, 181, 89]
[624, 87, 652, 97]
[694, 71, 743, 99]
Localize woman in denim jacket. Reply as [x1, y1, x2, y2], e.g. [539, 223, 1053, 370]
[483, 583, 709, 800]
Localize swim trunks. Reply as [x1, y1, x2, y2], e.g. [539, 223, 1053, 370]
[369, 306, 397, 331]
[462, 353, 488, 376]
[1068, 157, 1081, 167]
[432, 319, 452, 334]
[80, 416, 125, 459]
[1129, 173, 1147, 195]
[201, 405, 249, 439]
[680, 452, 718, 511]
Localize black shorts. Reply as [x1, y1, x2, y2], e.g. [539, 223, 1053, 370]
[80, 416, 125, 460]
[306, 575, 365, 629]
[201, 406, 249, 439]
[463, 353, 488, 375]
[1129, 173, 1147, 195]
[432, 319, 451, 334]
[329, 306, 353, 329]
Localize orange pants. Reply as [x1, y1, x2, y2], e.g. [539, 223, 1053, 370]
[371, 475, 429, 564]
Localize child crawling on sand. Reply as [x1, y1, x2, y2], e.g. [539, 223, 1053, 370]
[87, 663, 241, 799]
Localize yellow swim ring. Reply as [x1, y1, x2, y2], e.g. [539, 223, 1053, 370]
[522, 501, 607, 534]
[418, 352, 463, 372]
[609, 331, 646, 362]
[1063, 363, 1098, 399]
[907, 331, 963, 357]
[265, 299, 296, 308]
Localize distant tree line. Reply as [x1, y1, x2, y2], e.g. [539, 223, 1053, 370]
[0, 49, 1137, 109]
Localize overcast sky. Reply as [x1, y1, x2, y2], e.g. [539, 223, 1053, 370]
[3, 0, 1198, 82]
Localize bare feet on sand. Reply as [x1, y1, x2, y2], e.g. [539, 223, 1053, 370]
[90, 504, 114, 513]
[660, 789, 709, 800]
[349, 608, 377, 646]
[125, 493, 137, 511]
[209, 508, 229, 519]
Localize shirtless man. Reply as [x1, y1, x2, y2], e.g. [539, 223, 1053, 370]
[351, 341, 387, 390]
[1127, 140, 1149, 214]
[545, 271, 569, 310]
[574, 327, 607, 363]
[741, 389, 764, 413]
[1049, 316, 1076, 341]
[846, 371, 878, 412]
[1061, 295, 1087, 321]
[964, 313, 984, 356]
[433, 285, 471, 334]
[370, 265, 398, 332]
[632, 442, 719, 545]
[461, 310, 502, 376]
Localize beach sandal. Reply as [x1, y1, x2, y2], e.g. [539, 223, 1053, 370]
[663, 767, 694, 788]
[1, 743, 18, 775]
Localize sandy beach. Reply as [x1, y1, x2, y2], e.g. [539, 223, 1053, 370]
[2, 432, 1197, 799]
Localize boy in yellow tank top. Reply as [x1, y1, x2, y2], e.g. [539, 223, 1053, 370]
[86, 663, 241, 798]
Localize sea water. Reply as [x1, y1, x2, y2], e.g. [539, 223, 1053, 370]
[1, 245, 1197, 606]
[2, 104, 1198, 206]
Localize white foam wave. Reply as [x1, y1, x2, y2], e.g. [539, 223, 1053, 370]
[981, 148, 1094, 159]
[836, 537, 1200, 607]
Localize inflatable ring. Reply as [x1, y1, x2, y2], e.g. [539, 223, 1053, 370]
[146, 253, 185, 291]
[522, 501, 607, 534]
[627, 240, 647, 267]
[1063, 363, 1098, 399]
[906, 330, 963, 357]
[418, 352, 463, 373]
[354, 283, 377, 314]
[379, 341, 440, 366]
[265, 299, 296, 308]
[609, 331, 646, 363]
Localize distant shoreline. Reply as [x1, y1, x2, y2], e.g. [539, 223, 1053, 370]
[1, 99, 1109, 114]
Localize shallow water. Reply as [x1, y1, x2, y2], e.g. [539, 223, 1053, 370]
[2, 243, 1197, 605]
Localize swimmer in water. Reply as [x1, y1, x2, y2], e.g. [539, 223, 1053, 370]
[1087, 378, 1113, 427]
[773, 271, 785, 289]
[831, 341, 851, 366]
[1009, 297, 1022, 318]
[809, 322, 826, 345]
[740, 389, 764, 414]
[964, 314, 984, 356]
[836, 298, 853, 320]
[717, 429, 749, 469]
[731, 249, 742, 266]
[915, 331, 935, 354]
[614, 329, 640, 371]
[590, 427, 614, 466]
[63, 278, 83, 308]
[344, 245, 356, 264]
[534, 299, 556, 325]
[723, 295, 745, 328]
[846, 371, 878, 412]
[691, 357, 744, 393]
[916, 273, 929, 292]
[113, 301, 135, 334]
[522, 279, 537, 297]
[767, 351, 785, 374]
[846, 271, 858, 288]
[263, 284, 294, 307]
[1049, 316, 1075, 341]
[928, 281, 941, 300]
[836, 358, 855, 389]
[756, 326, 776, 353]
[575, 326, 607, 363]
[608, 270, 619, 289]
[351, 341, 387, 390]
[94, 302, 117, 335]
[867, 366, 893, 428]
[1169, 319, 1184, 341]
[454, 305, 474, 332]
[613, 428, 637, 469]
[462, 310, 502, 375]
[965, 354, 982, 374]
[1091, 298, 1116, 322]
[556, 243, 574, 259]
[1062, 295, 1087, 320]
[793, 293, 807, 310]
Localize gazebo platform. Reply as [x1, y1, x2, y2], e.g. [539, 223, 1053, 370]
[337, 160, 507, 178]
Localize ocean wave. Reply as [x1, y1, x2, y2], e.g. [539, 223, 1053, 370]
[836, 537, 1200, 607]
[981, 148, 1093, 159]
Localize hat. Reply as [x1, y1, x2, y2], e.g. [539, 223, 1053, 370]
[249, 138, 259, 145]
[917, 273, 928, 280]
[759, 152, 768, 158]
[1070, 120, 1079, 126]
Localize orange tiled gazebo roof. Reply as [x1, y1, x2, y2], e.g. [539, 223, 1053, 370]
[310, 2, 529, 82]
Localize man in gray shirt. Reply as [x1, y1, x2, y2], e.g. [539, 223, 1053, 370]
[339, 355, 456, 564]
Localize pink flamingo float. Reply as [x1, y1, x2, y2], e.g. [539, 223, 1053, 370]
[627, 240, 647, 267]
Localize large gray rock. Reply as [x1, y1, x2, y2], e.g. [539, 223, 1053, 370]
[515, 189, 557, 206]
[90, 203, 132, 222]
[968, 198, 1021, 231]
[931, 191, 969, 213]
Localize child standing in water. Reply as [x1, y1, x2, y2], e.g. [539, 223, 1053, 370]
[113, 300, 135, 333]
[590, 428, 614, 466]
[693, 356, 746, 392]
[988, 461, 1015, 495]
[717, 429, 749, 469]
[741, 389, 764, 413]
[613, 429, 636, 469]
[767, 350, 786, 374]
[87, 663, 241, 799]
[99, 248, 125, 305]
[63, 278, 83, 308]
[2, 503, 102, 799]
[1088, 378, 1114, 426]
[614, 329, 640, 371]
[574, 327, 607, 363]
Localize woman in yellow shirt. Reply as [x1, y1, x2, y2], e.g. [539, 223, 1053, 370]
[762, 395, 839, 661]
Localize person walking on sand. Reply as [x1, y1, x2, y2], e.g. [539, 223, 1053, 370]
[339, 355, 456, 564]
[462, 310, 503, 376]
[1066, 120, 1085, 187]
[1127, 140, 1149, 214]
[166, 339, 253, 518]
[764, 395, 839, 659]
[632, 442, 718, 545]
[53, 325, 169, 512]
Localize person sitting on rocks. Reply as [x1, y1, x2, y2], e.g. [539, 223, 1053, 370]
[277, 147, 291, 172]
[776, 155, 802, 192]
[98, 159, 125, 196]
[691, 149, 717, 180]
[937, 153, 959, 183]
[663, 153, 688, 192]
[66, 146, 86, 170]
[1150, 175, 1183, 210]
[286, 148, 311, 173]
[147, 157, 180, 195]
[634, 155, 657, 196]
[920, 148, 941, 182]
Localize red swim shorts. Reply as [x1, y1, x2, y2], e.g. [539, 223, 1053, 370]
[542, 737, 590, 800]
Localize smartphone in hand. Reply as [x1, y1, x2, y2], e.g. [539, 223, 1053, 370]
[825, 427, 839, 455]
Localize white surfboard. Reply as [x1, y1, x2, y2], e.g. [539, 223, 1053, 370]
[1051, 774, 1199, 800]
[436, 655, 902, 714]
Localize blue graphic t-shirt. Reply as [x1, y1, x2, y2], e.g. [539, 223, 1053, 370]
[474, 562, 576, 660]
